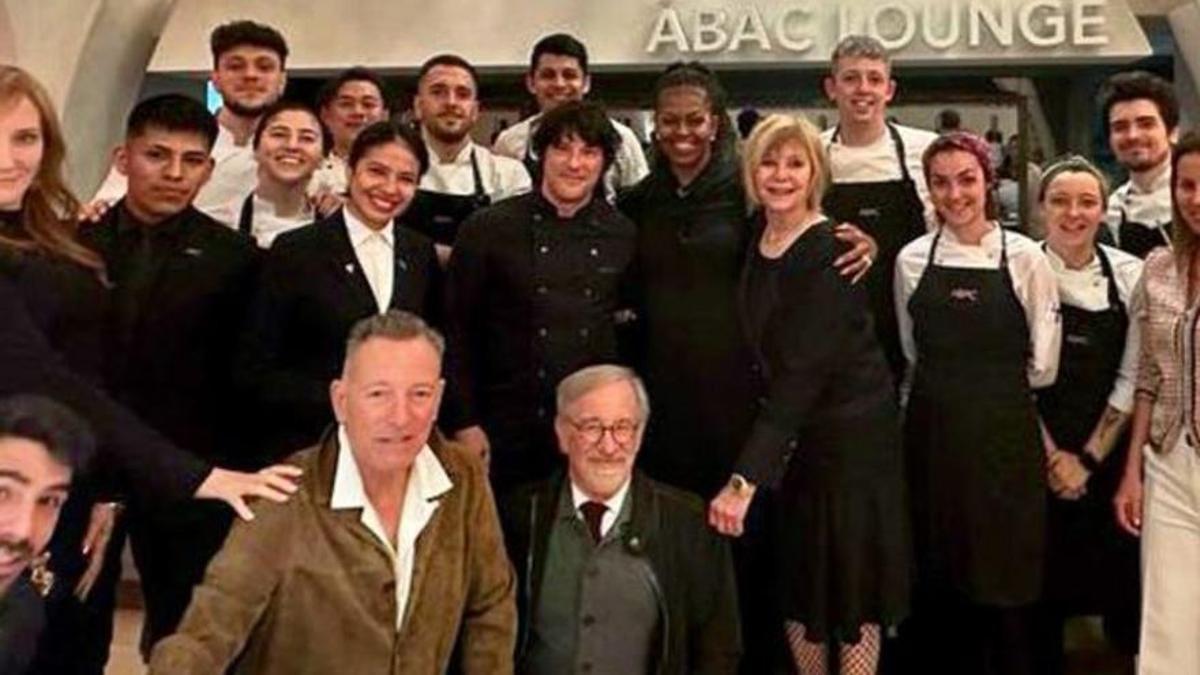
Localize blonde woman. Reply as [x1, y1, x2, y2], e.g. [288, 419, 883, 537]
[708, 113, 911, 675]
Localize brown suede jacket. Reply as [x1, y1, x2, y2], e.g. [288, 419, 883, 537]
[148, 431, 516, 674]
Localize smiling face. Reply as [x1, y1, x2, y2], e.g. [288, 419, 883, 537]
[346, 140, 420, 229]
[1109, 99, 1175, 175]
[526, 53, 590, 113]
[0, 437, 71, 596]
[331, 336, 443, 479]
[116, 128, 214, 224]
[413, 64, 479, 146]
[928, 149, 989, 232]
[753, 138, 815, 218]
[211, 45, 286, 118]
[322, 80, 388, 155]
[255, 109, 324, 187]
[540, 133, 605, 212]
[654, 85, 717, 177]
[0, 96, 43, 211]
[556, 378, 644, 502]
[824, 56, 895, 128]
[1042, 170, 1106, 253]
[1176, 152, 1200, 237]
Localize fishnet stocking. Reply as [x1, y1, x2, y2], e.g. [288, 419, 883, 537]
[785, 621, 828, 675]
[838, 624, 881, 675]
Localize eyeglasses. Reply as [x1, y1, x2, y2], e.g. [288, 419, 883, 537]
[567, 418, 641, 446]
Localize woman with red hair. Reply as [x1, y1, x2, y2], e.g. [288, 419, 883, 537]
[894, 132, 1061, 674]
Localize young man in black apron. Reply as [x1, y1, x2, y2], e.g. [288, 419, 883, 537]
[406, 54, 531, 266]
[1099, 71, 1179, 258]
[820, 35, 938, 386]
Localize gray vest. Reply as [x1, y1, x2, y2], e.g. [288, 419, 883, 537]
[524, 484, 661, 675]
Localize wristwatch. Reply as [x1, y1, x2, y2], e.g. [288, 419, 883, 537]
[728, 473, 755, 498]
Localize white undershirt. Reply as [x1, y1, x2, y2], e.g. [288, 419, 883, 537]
[821, 123, 939, 229]
[343, 206, 395, 313]
[569, 478, 631, 540]
[330, 426, 451, 629]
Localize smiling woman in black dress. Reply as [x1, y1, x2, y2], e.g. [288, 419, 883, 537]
[707, 113, 910, 675]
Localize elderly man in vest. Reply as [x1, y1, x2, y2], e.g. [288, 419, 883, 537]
[500, 364, 741, 674]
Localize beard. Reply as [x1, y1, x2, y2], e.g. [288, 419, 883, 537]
[425, 118, 471, 145]
[1120, 147, 1171, 174]
[223, 96, 278, 119]
[0, 537, 32, 564]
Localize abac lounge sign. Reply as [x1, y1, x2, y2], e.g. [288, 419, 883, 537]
[643, 0, 1152, 66]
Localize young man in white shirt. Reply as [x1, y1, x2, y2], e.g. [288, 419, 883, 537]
[407, 54, 531, 265]
[93, 21, 289, 229]
[309, 67, 392, 199]
[1099, 70, 1180, 258]
[820, 34, 939, 385]
[492, 33, 648, 202]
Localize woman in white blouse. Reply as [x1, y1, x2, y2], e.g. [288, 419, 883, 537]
[893, 132, 1061, 675]
[1031, 156, 1142, 673]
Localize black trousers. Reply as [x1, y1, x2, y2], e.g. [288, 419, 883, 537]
[127, 500, 232, 655]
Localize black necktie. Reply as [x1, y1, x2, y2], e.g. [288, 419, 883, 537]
[580, 501, 607, 544]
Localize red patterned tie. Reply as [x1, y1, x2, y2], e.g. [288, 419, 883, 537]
[580, 501, 607, 543]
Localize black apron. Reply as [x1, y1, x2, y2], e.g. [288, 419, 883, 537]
[402, 148, 491, 246]
[1035, 246, 1137, 613]
[904, 226, 1046, 606]
[823, 124, 927, 385]
[1117, 201, 1171, 259]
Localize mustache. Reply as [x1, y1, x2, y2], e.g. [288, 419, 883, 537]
[0, 537, 33, 561]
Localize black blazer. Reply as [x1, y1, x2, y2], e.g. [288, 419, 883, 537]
[237, 209, 442, 458]
[81, 204, 259, 469]
[0, 274, 210, 505]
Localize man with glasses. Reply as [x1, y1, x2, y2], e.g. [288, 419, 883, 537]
[498, 364, 740, 675]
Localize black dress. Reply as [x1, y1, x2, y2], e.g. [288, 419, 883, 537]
[618, 139, 755, 499]
[738, 217, 911, 643]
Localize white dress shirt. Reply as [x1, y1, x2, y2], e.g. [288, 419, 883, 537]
[570, 478, 631, 540]
[420, 137, 531, 202]
[94, 118, 257, 229]
[343, 206, 395, 313]
[1104, 164, 1173, 245]
[894, 224, 1062, 389]
[1043, 243, 1144, 413]
[493, 113, 649, 202]
[330, 426, 452, 628]
[309, 153, 350, 197]
[247, 193, 313, 249]
[821, 123, 940, 229]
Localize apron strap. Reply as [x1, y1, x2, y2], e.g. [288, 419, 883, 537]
[1095, 246, 1126, 312]
[469, 148, 487, 199]
[827, 123, 913, 183]
[237, 193, 254, 237]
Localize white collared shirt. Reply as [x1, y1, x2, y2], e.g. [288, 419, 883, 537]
[330, 426, 452, 629]
[894, 224, 1062, 390]
[821, 123, 940, 229]
[309, 153, 350, 197]
[247, 193, 314, 249]
[419, 137, 531, 202]
[1043, 243, 1144, 413]
[569, 478, 631, 540]
[492, 113, 649, 202]
[343, 206, 395, 313]
[94, 117, 257, 229]
[1104, 164, 1173, 244]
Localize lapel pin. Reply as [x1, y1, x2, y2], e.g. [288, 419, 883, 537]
[345, 263, 355, 275]
[396, 258, 408, 272]
[184, 247, 203, 257]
